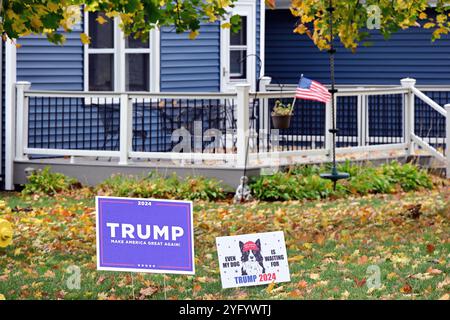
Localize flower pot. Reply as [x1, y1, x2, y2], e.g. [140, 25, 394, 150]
[271, 115, 292, 129]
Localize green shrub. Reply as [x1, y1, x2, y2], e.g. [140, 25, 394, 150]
[95, 173, 226, 201]
[251, 161, 434, 201]
[250, 173, 300, 201]
[381, 161, 433, 191]
[22, 167, 79, 196]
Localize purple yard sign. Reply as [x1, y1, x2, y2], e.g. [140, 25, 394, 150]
[96, 196, 195, 275]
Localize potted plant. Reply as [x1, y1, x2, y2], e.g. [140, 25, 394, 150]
[271, 100, 293, 129]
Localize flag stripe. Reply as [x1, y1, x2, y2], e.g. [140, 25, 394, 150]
[295, 77, 331, 104]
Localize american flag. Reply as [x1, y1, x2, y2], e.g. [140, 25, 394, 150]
[295, 76, 331, 103]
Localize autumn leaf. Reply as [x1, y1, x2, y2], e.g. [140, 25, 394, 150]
[43, 270, 55, 278]
[266, 282, 276, 294]
[426, 244, 435, 254]
[297, 280, 308, 289]
[439, 293, 449, 300]
[426, 267, 442, 275]
[357, 255, 368, 265]
[354, 278, 366, 288]
[96, 15, 108, 25]
[400, 283, 413, 294]
[80, 33, 91, 45]
[309, 273, 320, 280]
[189, 30, 199, 40]
[139, 286, 158, 299]
[193, 284, 202, 295]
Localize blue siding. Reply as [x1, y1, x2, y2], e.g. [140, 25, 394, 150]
[266, 9, 450, 85]
[160, 23, 220, 92]
[17, 30, 84, 91]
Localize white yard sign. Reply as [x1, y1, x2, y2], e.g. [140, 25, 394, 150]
[216, 231, 290, 289]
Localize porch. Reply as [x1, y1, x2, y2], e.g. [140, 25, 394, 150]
[6, 78, 450, 190]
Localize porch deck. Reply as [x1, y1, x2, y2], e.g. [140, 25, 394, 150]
[5, 78, 449, 190]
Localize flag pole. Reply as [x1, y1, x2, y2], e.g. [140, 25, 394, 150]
[290, 74, 303, 113]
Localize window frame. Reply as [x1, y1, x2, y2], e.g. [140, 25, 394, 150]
[220, 0, 256, 92]
[84, 12, 160, 93]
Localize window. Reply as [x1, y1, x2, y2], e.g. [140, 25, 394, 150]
[85, 12, 159, 92]
[229, 16, 247, 80]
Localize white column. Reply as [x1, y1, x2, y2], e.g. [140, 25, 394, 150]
[445, 104, 450, 179]
[15, 81, 31, 161]
[119, 94, 132, 165]
[325, 99, 333, 160]
[235, 83, 250, 168]
[357, 87, 367, 147]
[4, 40, 17, 190]
[259, 76, 271, 150]
[401, 78, 416, 156]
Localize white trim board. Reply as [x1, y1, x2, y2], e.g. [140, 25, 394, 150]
[83, 12, 160, 93]
[4, 40, 17, 190]
[220, 0, 257, 92]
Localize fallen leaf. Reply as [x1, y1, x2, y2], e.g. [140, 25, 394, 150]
[43, 270, 55, 279]
[266, 282, 276, 294]
[289, 289, 302, 298]
[358, 255, 368, 265]
[297, 280, 308, 289]
[309, 273, 320, 280]
[96, 276, 106, 285]
[426, 244, 435, 254]
[426, 267, 442, 275]
[439, 293, 449, 300]
[354, 278, 366, 287]
[193, 284, 202, 294]
[139, 286, 158, 298]
[400, 283, 413, 294]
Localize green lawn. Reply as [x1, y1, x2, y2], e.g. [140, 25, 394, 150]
[0, 186, 449, 300]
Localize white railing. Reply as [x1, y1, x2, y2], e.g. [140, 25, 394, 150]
[5, 78, 449, 189]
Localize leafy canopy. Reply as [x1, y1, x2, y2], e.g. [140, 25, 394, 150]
[286, 0, 450, 51]
[0, 0, 242, 45]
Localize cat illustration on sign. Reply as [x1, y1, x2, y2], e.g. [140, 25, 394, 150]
[239, 239, 266, 276]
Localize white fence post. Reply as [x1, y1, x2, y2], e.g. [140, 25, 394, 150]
[15, 81, 31, 161]
[445, 104, 450, 179]
[259, 76, 271, 150]
[357, 87, 367, 147]
[325, 99, 334, 160]
[235, 83, 250, 168]
[119, 94, 132, 165]
[401, 78, 416, 156]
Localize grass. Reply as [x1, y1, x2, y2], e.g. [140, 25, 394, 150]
[0, 182, 449, 300]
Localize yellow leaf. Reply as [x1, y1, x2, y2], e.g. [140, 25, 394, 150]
[96, 15, 107, 25]
[189, 30, 199, 40]
[221, 22, 231, 29]
[0, 294, 5, 300]
[424, 22, 436, 29]
[266, 282, 276, 294]
[47, 3, 59, 12]
[80, 33, 91, 45]
[288, 255, 304, 262]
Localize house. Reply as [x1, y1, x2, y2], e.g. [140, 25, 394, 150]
[1, 0, 449, 190]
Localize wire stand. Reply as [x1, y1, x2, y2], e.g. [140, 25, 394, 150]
[320, 0, 350, 190]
